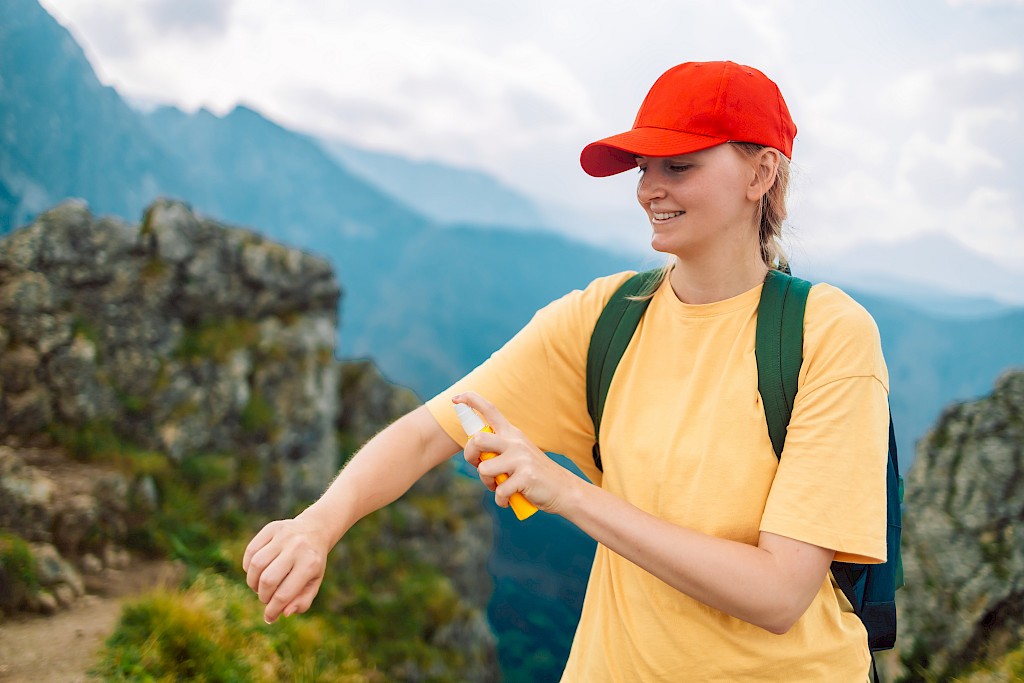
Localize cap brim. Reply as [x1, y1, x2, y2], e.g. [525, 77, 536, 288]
[580, 128, 728, 177]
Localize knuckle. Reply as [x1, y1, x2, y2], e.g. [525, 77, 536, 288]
[258, 571, 280, 595]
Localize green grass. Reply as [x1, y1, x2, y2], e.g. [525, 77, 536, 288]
[0, 531, 39, 612]
[43, 372, 488, 680]
[175, 318, 260, 364]
[93, 572, 385, 683]
[80, 431, 483, 681]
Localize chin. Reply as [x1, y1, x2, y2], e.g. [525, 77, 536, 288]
[649, 234, 684, 257]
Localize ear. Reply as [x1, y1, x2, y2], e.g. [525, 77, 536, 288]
[746, 148, 781, 202]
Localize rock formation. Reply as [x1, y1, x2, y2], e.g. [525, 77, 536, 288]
[896, 368, 1024, 681]
[0, 198, 341, 510]
[0, 200, 497, 681]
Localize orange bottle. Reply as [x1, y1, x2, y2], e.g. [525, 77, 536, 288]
[454, 403, 538, 520]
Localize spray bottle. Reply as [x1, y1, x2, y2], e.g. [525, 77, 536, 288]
[455, 403, 538, 521]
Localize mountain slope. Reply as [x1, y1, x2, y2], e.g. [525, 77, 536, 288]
[848, 291, 1024, 467]
[143, 105, 429, 245]
[0, 0, 187, 233]
[320, 138, 549, 230]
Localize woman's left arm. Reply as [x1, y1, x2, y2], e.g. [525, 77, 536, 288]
[456, 391, 834, 635]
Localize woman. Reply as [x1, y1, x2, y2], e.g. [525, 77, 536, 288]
[244, 61, 889, 681]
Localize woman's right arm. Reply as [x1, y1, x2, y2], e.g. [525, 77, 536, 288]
[242, 404, 462, 624]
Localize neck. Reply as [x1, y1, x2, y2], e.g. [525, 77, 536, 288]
[667, 249, 769, 305]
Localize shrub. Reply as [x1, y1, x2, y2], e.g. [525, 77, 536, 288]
[93, 572, 383, 683]
[0, 532, 38, 613]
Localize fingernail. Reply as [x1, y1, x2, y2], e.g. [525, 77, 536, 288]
[264, 616, 272, 624]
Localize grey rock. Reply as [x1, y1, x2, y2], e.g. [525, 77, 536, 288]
[53, 582, 76, 608]
[53, 494, 98, 555]
[34, 589, 58, 614]
[2, 385, 53, 435]
[143, 199, 199, 264]
[0, 345, 40, 394]
[31, 542, 84, 597]
[0, 447, 55, 541]
[0, 201, 341, 513]
[0, 271, 56, 313]
[80, 553, 102, 575]
[896, 368, 1024, 680]
[102, 544, 130, 570]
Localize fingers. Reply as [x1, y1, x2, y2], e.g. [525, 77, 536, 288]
[243, 519, 327, 624]
[283, 577, 322, 618]
[452, 391, 513, 433]
[463, 429, 503, 468]
[263, 556, 323, 624]
[242, 521, 279, 573]
[245, 525, 282, 593]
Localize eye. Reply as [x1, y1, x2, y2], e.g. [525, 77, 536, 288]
[668, 164, 691, 173]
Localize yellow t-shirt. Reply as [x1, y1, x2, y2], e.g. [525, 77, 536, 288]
[426, 272, 889, 682]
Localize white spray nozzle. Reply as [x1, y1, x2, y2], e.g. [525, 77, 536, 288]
[454, 403, 486, 436]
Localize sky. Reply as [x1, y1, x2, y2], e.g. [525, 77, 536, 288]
[37, 0, 1024, 300]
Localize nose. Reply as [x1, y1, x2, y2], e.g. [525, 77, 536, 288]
[636, 165, 665, 205]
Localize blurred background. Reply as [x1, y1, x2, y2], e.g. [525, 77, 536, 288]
[2, 0, 1022, 681]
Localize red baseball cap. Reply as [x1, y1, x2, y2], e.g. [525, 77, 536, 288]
[580, 61, 797, 177]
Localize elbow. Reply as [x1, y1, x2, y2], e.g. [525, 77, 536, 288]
[763, 615, 799, 636]
[752, 598, 812, 636]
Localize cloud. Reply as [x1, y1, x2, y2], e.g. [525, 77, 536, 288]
[145, 0, 236, 38]
[947, 0, 1024, 6]
[32, 0, 1024, 281]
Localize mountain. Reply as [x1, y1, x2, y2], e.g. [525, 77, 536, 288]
[320, 138, 549, 230]
[142, 105, 428, 245]
[800, 233, 1024, 314]
[343, 223, 644, 394]
[845, 291, 1024, 469]
[0, 0, 188, 233]
[4, 0, 1020, 467]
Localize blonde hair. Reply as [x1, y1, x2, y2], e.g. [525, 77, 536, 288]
[731, 142, 791, 272]
[632, 142, 792, 299]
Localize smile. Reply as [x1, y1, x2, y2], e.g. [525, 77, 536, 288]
[652, 211, 684, 221]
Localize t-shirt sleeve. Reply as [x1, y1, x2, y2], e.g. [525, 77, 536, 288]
[759, 284, 890, 564]
[425, 272, 636, 485]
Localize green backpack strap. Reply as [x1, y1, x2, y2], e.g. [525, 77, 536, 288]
[586, 269, 661, 471]
[755, 269, 812, 458]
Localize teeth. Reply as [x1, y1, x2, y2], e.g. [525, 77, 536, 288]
[654, 211, 683, 220]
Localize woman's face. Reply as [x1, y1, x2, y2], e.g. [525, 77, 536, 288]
[636, 144, 759, 261]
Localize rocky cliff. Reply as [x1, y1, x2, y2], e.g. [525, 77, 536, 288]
[896, 368, 1024, 681]
[0, 201, 497, 681]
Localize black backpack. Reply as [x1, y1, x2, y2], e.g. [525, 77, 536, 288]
[585, 268, 903, 654]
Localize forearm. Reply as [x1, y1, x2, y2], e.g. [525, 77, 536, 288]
[298, 405, 461, 546]
[560, 482, 832, 634]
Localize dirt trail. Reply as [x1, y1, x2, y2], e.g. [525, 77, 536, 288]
[0, 560, 183, 683]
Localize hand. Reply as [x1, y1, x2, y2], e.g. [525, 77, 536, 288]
[242, 513, 332, 624]
[453, 391, 580, 515]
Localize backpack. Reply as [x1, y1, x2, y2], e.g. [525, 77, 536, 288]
[585, 268, 904, 654]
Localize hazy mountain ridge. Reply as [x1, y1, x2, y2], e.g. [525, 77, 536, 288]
[141, 104, 429, 244]
[320, 138, 549, 230]
[811, 233, 1024, 308]
[0, 0, 188, 233]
